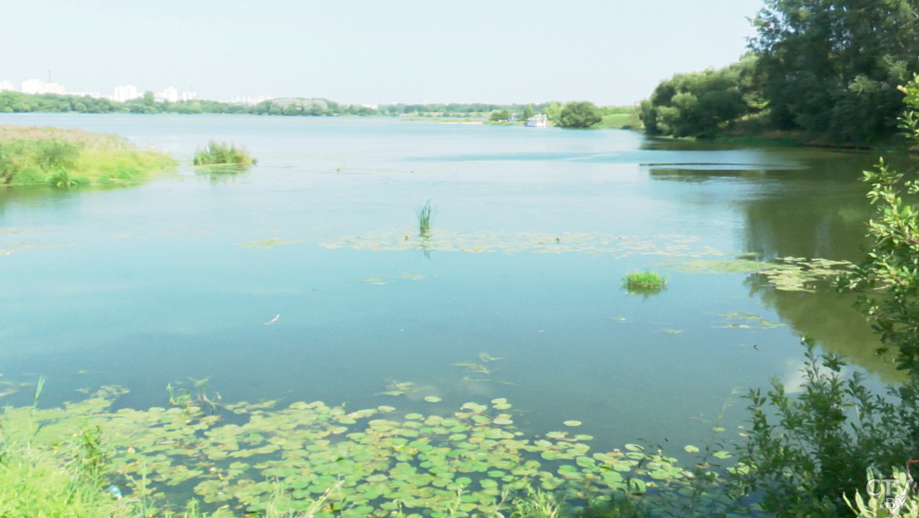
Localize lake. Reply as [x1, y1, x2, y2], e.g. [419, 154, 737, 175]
[0, 114, 904, 494]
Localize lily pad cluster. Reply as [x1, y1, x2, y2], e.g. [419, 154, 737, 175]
[320, 230, 725, 259]
[711, 312, 785, 330]
[1, 387, 743, 517]
[236, 238, 305, 248]
[756, 257, 854, 293]
[664, 256, 854, 293]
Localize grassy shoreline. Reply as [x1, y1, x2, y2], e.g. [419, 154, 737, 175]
[0, 125, 177, 187]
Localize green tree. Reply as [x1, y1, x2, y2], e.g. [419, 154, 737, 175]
[545, 101, 563, 120]
[557, 101, 601, 128]
[489, 109, 510, 122]
[750, 0, 919, 142]
[639, 55, 761, 138]
[522, 105, 534, 120]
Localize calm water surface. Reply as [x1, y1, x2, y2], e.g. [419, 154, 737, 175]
[0, 114, 907, 458]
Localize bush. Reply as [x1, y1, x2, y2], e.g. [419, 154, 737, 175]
[735, 343, 919, 517]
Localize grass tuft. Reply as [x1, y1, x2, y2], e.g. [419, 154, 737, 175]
[193, 140, 256, 167]
[416, 199, 433, 237]
[622, 270, 668, 296]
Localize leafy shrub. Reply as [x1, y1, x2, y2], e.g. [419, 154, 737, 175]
[736, 342, 919, 517]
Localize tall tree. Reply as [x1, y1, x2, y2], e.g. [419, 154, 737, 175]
[522, 105, 534, 119]
[558, 102, 602, 128]
[750, 0, 919, 142]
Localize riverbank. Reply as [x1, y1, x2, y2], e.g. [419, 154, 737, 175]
[0, 125, 176, 186]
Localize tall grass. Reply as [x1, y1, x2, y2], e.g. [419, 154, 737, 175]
[0, 124, 176, 187]
[416, 199, 433, 237]
[193, 140, 256, 167]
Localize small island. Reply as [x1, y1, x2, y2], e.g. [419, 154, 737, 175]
[0, 125, 176, 187]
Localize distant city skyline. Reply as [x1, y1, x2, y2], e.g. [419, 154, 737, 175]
[1, 0, 764, 106]
[0, 77, 275, 106]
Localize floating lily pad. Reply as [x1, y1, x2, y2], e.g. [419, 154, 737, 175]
[0, 386, 730, 517]
[563, 420, 582, 427]
[423, 396, 442, 403]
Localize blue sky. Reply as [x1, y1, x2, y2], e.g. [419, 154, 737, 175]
[2, 0, 764, 105]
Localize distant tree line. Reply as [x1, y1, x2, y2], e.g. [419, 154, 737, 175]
[640, 0, 919, 143]
[0, 91, 558, 119]
[0, 91, 629, 130]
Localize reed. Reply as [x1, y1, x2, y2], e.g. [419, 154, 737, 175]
[193, 140, 256, 167]
[416, 199, 434, 237]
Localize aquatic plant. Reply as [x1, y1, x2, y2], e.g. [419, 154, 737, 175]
[193, 140, 257, 167]
[321, 229, 724, 258]
[416, 200, 433, 237]
[0, 385, 747, 517]
[0, 125, 176, 187]
[622, 270, 667, 296]
[166, 377, 221, 416]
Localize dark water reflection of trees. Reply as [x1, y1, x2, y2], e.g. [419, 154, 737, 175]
[649, 146, 919, 381]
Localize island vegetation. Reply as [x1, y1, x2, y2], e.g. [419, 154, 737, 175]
[193, 140, 257, 167]
[0, 125, 176, 187]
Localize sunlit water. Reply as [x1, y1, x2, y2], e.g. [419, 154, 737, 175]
[0, 114, 907, 461]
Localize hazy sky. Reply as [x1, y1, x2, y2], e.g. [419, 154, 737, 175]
[2, 0, 764, 105]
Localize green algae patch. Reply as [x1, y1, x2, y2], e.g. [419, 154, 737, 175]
[321, 229, 726, 258]
[236, 238, 305, 248]
[0, 124, 177, 187]
[1, 386, 741, 517]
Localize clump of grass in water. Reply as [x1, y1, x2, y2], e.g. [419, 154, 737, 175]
[193, 140, 257, 167]
[416, 199, 433, 237]
[623, 270, 668, 296]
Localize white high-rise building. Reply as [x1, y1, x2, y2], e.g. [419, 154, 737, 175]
[231, 94, 274, 106]
[0, 81, 14, 92]
[21, 79, 65, 95]
[113, 84, 140, 103]
[159, 86, 178, 103]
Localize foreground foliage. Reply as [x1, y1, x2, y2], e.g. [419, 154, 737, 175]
[736, 343, 919, 517]
[0, 125, 177, 187]
[0, 381, 747, 517]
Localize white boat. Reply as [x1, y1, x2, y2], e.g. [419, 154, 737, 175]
[525, 114, 548, 128]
